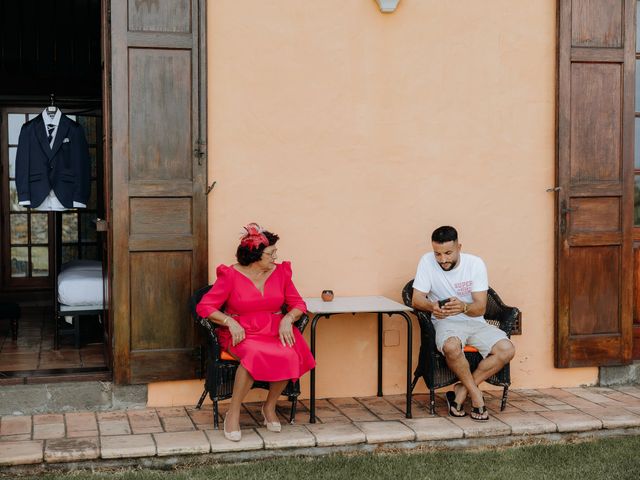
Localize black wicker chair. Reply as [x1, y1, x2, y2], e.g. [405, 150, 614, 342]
[190, 285, 310, 429]
[402, 280, 519, 415]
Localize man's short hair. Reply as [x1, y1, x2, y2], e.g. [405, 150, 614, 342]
[431, 226, 458, 244]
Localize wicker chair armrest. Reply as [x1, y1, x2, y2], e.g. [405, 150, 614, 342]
[196, 316, 222, 356]
[278, 303, 309, 333]
[294, 313, 309, 333]
[413, 309, 438, 348]
[198, 316, 218, 340]
[401, 281, 414, 308]
[189, 285, 227, 362]
[402, 279, 438, 348]
[497, 307, 519, 337]
[486, 287, 519, 337]
[417, 309, 435, 332]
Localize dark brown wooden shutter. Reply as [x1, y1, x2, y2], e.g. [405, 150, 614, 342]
[556, 0, 634, 367]
[110, 0, 207, 383]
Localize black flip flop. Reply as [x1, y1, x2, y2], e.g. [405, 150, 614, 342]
[470, 405, 489, 422]
[446, 391, 467, 418]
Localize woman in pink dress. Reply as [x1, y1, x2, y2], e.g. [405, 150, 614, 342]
[196, 223, 315, 441]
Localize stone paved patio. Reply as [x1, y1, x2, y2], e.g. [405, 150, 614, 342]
[2, 385, 640, 467]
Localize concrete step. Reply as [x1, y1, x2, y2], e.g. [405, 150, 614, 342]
[2, 386, 640, 471]
[599, 361, 640, 387]
[0, 381, 146, 416]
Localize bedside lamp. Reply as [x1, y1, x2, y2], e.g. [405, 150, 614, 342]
[375, 0, 401, 13]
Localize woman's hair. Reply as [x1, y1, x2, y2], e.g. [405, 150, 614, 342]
[236, 231, 279, 266]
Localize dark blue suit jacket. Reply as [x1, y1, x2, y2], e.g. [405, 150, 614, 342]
[15, 114, 91, 209]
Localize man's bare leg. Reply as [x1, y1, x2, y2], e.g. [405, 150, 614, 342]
[441, 337, 485, 412]
[453, 339, 515, 407]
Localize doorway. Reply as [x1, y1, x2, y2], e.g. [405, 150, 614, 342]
[0, 0, 112, 382]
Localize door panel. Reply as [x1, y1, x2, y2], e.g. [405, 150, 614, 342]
[128, 0, 191, 33]
[556, 0, 634, 367]
[570, 64, 621, 182]
[128, 49, 192, 181]
[130, 252, 193, 350]
[568, 246, 620, 335]
[569, 198, 620, 232]
[111, 0, 207, 383]
[571, 0, 623, 48]
[129, 198, 192, 235]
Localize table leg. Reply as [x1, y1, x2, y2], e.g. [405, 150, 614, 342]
[309, 314, 323, 423]
[397, 312, 413, 419]
[377, 312, 383, 397]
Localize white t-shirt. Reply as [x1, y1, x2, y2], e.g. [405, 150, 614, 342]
[413, 252, 488, 322]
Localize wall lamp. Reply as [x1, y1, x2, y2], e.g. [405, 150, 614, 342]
[374, 0, 401, 13]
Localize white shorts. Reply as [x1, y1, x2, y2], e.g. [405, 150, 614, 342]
[434, 318, 509, 358]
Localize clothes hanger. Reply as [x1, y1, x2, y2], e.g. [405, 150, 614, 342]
[45, 93, 58, 119]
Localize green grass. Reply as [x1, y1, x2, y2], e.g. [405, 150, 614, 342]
[12, 435, 640, 480]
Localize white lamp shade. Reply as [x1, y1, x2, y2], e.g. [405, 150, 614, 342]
[375, 0, 401, 13]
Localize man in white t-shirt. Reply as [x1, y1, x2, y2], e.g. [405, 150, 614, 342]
[412, 226, 515, 421]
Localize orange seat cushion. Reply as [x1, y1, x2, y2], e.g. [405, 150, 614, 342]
[220, 351, 236, 361]
[463, 345, 479, 353]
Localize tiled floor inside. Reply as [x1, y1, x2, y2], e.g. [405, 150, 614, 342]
[0, 306, 107, 373]
[2, 385, 640, 466]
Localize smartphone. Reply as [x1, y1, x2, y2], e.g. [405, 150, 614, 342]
[438, 298, 450, 308]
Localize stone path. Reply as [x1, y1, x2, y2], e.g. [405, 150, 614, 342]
[2, 385, 640, 467]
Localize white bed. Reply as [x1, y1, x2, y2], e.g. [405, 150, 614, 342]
[57, 260, 105, 310]
[55, 260, 105, 349]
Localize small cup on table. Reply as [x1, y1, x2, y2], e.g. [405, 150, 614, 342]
[321, 290, 334, 302]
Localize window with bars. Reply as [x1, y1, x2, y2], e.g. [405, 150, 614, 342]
[1, 107, 102, 288]
[60, 115, 102, 264]
[4, 110, 49, 283]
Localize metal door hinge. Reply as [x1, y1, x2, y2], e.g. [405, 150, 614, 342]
[194, 140, 206, 166]
[559, 200, 577, 234]
[561, 205, 576, 214]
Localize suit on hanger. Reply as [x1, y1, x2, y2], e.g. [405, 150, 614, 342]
[15, 114, 91, 209]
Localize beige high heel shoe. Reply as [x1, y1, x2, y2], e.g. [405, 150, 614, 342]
[261, 406, 282, 433]
[223, 415, 241, 442]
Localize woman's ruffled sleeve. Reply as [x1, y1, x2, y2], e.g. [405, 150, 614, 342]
[196, 265, 233, 319]
[281, 261, 307, 313]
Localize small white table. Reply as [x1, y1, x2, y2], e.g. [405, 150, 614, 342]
[304, 295, 414, 423]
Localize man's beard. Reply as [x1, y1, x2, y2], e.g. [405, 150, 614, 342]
[438, 260, 457, 271]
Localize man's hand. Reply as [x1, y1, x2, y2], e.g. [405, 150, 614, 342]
[441, 297, 466, 316]
[432, 302, 448, 319]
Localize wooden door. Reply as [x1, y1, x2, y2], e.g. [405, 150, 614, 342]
[110, 0, 207, 383]
[101, 0, 113, 371]
[556, 0, 635, 367]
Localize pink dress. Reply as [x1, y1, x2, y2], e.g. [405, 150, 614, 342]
[195, 261, 316, 382]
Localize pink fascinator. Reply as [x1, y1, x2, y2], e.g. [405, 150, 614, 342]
[240, 223, 269, 250]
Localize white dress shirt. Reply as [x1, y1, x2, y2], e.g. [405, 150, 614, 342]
[18, 109, 87, 211]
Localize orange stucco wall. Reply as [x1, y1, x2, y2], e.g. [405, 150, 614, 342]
[148, 0, 598, 408]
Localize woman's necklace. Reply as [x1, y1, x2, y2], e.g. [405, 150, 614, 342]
[241, 265, 271, 281]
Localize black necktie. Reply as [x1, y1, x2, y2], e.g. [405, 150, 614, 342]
[47, 124, 55, 144]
